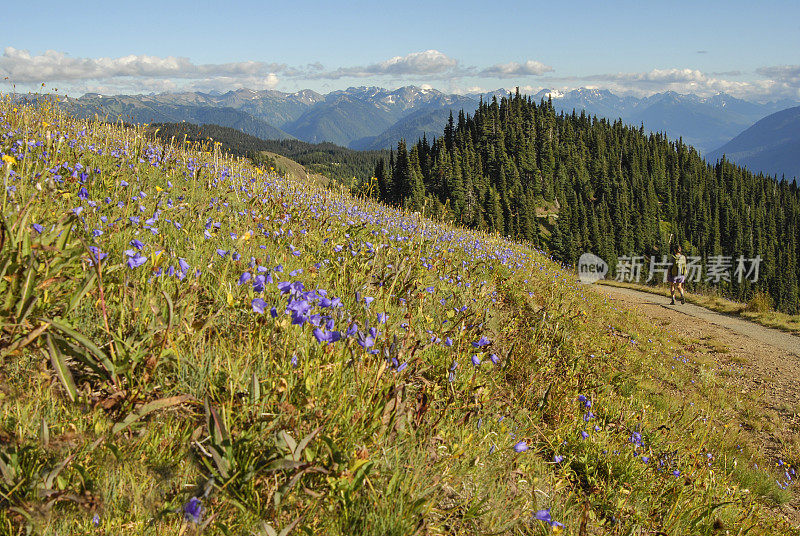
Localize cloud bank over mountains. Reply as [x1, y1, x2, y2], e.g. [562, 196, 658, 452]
[1, 46, 799, 103]
[310, 50, 463, 80]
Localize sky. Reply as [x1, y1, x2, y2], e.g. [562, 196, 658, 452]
[2, 0, 799, 101]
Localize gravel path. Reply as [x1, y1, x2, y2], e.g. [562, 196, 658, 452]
[597, 284, 800, 357]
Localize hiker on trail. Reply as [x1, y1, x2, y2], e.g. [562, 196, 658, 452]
[668, 245, 687, 305]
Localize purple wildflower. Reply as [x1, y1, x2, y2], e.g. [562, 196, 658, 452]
[313, 328, 341, 343]
[277, 281, 292, 294]
[88, 246, 107, 264]
[472, 336, 490, 347]
[183, 497, 203, 524]
[252, 298, 266, 314]
[253, 274, 266, 292]
[357, 331, 375, 349]
[126, 253, 148, 269]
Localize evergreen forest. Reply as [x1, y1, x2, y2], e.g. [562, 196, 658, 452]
[371, 90, 800, 313]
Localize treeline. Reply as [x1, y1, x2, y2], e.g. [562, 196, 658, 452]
[148, 122, 387, 184]
[256, 139, 388, 184]
[370, 90, 800, 313]
[147, 122, 279, 169]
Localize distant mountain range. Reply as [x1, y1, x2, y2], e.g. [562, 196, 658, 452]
[538, 88, 798, 154]
[707, 106, 800, 181]
[61, 93, 294, 140]
[45, 86, 799, 156]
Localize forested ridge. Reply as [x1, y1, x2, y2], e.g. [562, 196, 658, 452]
[372, 90, 800, 313]
[148, 122, 387, 184]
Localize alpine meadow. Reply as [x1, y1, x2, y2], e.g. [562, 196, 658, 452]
[4, 2, 800, 531]
[1, 90, 799, 535]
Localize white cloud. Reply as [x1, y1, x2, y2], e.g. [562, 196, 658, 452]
[587, 68, 710, 85]
[756, 65, 800, 84]
[311, 50, 464, 80]
[545, 67, 800, 101]
[479, 60, 553, 78]
[0, 47, 283, 93]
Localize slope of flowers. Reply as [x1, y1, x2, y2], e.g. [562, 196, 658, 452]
[0, 98, 795, 534]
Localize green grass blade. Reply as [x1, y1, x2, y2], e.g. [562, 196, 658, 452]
[44, 318, 116, 379]
[46, 333, 77, 403]
[13, 255, 36, 321]
[66, 272, 97, 315]
[293, 426, 322, 462]
[54, 220, 74, 251]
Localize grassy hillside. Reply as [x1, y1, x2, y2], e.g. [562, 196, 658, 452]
[147, 122, 386, 187]
[0, 98, 797, 535]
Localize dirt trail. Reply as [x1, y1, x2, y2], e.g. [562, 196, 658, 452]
[598, 285, 800, 357]
[594, 283, 800, 406]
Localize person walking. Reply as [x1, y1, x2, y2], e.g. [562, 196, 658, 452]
[668, 245, 687, 305]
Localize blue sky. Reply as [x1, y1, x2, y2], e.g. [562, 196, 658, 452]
[2, 0, 799, 100]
